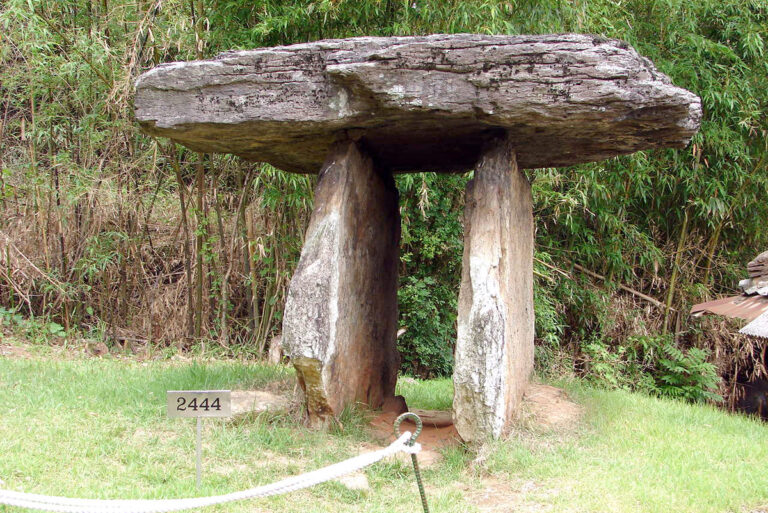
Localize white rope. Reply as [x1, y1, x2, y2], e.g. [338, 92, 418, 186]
[0, 432, 418, 513]
[401, 442, 421, 455]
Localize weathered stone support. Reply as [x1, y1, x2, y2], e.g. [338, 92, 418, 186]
[453, 136, 534, 441]
[282, 139, 400, 426]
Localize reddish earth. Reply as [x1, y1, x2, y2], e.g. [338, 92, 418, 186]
[367, 409, 459, 468]
[366, 383, 583, 467]
[521, 383, 584, 430]
[370, 410, 460, 449]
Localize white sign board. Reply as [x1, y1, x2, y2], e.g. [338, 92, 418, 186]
[166, 390, 231, 418]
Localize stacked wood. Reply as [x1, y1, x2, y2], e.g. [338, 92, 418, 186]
[748, 251, 768, 279]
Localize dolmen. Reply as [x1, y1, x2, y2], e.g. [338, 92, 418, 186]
[135, 34, 701, 441]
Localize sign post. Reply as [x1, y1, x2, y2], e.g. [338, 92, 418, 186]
[167, 390, 232, 488]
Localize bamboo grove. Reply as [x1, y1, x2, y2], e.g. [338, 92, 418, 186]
[1, 0, 766, 401]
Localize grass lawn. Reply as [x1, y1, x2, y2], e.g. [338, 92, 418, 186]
[1, 351, 768, 513]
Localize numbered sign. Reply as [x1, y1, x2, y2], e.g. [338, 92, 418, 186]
[167, 390, 231, 418]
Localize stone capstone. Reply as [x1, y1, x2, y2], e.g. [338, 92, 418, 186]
[281, 139, 400, 425]
[453, 137, 534, 441]
[135, 33, 701, 175]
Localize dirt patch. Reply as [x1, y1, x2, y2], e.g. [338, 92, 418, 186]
[368, 410, 461, 467]
[370, 410, 460, 449]
[456, 476, 558, 512]
[521, 384, 584, 431]
[366, 384, 582, 466]
[0, 341, 32, 359]
[230, 390, 291, 416]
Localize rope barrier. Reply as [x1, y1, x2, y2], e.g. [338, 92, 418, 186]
[0, 431, 419, 513]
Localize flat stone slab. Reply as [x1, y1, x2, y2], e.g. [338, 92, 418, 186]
[230, 390, 290, 416]
[135, 34, 701, 174]
[408, 408, 454, 428]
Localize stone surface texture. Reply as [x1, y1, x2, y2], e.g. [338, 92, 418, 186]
[135, 33, 701, 174]
[748, 250, 768, 279]
[267, 334, 283, 364]
[282, 140, 400, 425]
[453, 138, 534, 442]
[230, 390, 290, 416]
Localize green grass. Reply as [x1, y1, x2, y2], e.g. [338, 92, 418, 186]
[480, 385, 768, 513]
[1, 356, 768, 513]
[395, 376, 453, 410]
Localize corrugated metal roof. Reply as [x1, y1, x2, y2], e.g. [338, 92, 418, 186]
[741, 311, 768, 339]
[690, 251, 768, 338]
[690, 294, 768, 322]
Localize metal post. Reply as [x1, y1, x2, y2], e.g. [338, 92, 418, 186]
[393, 413, 429, 513]
[196, 417, 202, 489]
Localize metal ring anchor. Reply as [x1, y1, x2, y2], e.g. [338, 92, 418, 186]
[393, 412, 429, 513]
[393, 412, 423, 445]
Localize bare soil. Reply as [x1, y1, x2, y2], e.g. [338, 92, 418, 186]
[521, 383, 584, 431]
[367, 383, 583, 471]
[0, 340, 32, 358]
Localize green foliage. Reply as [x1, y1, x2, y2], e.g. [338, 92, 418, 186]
[397, 275, 455, 377]
[655, 343, 721, 403]
[583, 334, 722, 403]
[396, 173, 465, 377]
[0, 307, 68, 343]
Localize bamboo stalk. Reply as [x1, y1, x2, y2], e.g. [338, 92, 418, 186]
[212, 172, 229, 347]
[663, 208, 689, 335]
[171, 147, 194, 338]
[246, 208, 262, 341]
[537, 257, 674, 311]
[51, 157, 70, 332]
[237, 172, 255, 333]
[218, 169, 254, 349]
[194, 156, 204, 340]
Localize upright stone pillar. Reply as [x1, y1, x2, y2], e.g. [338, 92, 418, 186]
[282, 139, 401, 426]
[453, 136, 534, 441]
